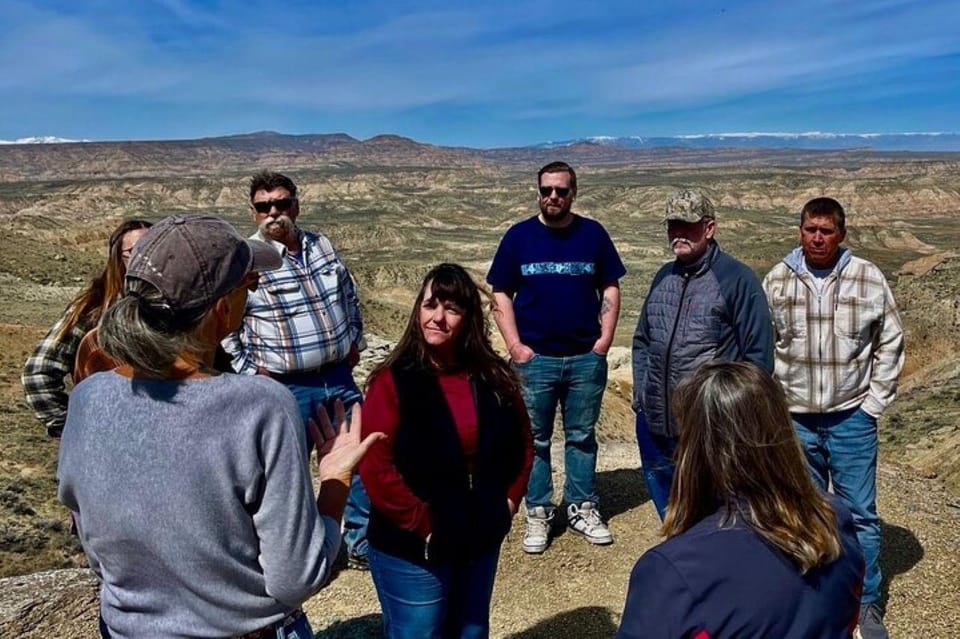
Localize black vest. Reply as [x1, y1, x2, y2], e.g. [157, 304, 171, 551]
[367, 361, 525, 565]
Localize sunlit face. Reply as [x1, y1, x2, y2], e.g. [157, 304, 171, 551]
[419, 281, 465, 354]
[667, 218, 715, 264]
[119, 228, 148, 267]
[251, 187, 299, 243]
[537, 171, 575, 223]
[800, 214, 846, 269]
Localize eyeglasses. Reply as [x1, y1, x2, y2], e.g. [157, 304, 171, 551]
[539, 186, 571, 198]
[252, 198, 296, 214]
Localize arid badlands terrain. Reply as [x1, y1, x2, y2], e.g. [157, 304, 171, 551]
[0, 134, 958, 637]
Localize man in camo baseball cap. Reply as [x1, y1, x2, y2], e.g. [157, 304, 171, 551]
[663, 188, 716, 223]
[632, 186, 773, 522]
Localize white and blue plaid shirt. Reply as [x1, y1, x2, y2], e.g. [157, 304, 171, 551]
[221, 228, 364, 375]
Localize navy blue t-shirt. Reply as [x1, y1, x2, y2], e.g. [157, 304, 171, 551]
[487, 214, 626, 357]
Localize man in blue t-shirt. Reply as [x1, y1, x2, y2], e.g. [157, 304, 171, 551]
[488, 161, 626, 554]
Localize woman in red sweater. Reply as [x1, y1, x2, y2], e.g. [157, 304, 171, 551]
[360, 263, 533, 639]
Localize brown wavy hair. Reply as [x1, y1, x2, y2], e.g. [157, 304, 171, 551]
[368, 263, 520, 401]
[663, 361, 842, 573]
[55, 219, 152, 340]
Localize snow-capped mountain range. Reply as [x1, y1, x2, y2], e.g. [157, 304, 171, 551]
[535, 132, 960, 152]
[0, 136, 87, 145]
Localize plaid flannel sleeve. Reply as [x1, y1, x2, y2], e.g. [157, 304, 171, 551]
[862, 276, 905, 417]
[220, 328, 258, 375]
[22, 314, 85, 437]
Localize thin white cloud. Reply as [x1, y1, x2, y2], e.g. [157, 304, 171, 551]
[0, 0, 956, 139]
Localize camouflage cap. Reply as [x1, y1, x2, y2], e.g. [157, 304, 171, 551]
[664, 188, 716, 223]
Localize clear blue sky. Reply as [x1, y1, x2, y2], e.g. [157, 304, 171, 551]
[1, 0, 957, 147]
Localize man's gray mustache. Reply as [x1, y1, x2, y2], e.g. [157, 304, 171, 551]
[259, 214, 294, 233]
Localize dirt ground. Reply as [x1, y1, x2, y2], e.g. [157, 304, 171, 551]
[2, 306, 958, 637]
[302, 445, 959, 639]
[3, 443, 954, 638]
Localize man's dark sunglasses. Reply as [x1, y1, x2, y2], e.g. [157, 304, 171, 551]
[539, 186, 571, 198]
[253, 198, 296, 214]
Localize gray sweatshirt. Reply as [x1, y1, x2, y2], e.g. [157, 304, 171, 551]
[58, 371, 340, 637]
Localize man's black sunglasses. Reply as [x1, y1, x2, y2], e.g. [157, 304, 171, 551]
[539, 186, 571, 198]
[252, 198, 296, 214]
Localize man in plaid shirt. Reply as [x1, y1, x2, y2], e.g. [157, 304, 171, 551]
[763, 197, 904, 639]
[221, 170, 370, 569]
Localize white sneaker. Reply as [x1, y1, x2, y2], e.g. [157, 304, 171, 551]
[566, 501, 613, 545]
[523, 506, 554, 554]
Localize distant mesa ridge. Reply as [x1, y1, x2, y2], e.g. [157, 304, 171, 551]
[2, 131, 959, 152]
[2, 130, 960, 182]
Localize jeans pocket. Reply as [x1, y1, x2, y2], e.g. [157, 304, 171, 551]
[512, 353, 538, 367]
[589, 350, 608, 378]
[856, 407, 878, 426]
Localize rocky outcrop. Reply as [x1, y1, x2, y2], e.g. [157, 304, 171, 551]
[0, 568, 99, 636]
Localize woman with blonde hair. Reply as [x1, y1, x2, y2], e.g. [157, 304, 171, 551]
[617, 361, 864, 638]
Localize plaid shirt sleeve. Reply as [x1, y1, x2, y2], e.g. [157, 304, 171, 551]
[862, 274, 905, 417]
[22, 312, 86, 437]
[220, 327, 258, 375]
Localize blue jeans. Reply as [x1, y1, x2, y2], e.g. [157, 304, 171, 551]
[368, 546, 500, 639]
[514, 351, 607, 512]
[792, 407, 881, 604]
[285, 363, 370, 560]
[634, 413, 677, 521]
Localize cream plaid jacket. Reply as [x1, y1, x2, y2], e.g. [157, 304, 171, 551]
[762, 247, 904, 416]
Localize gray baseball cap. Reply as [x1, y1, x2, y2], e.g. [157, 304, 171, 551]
[664, 188, 716, 223]
[126, 214, 281, 316]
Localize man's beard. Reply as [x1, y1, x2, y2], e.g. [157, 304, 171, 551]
[539, 200, 572, 221]
[259, 214, 295, 240]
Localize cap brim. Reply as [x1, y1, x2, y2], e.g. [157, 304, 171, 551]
[247, 239, 282, 272]
[663, 213, 713, 224]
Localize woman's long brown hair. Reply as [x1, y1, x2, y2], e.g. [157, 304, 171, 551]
[663, 361, 842, 573]
[368, 263, 520, 401]
[55, 219, 152, 340]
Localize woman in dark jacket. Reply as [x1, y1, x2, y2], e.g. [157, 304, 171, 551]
[360, 263, 533, 639]
[617, 361, 864, 639]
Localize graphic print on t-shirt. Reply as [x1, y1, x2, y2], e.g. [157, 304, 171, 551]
[521, 262, 596, 277]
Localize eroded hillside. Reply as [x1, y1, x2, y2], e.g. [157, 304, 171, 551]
[0, 149, 958, 637]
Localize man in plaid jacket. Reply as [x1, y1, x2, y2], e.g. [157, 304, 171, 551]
[763, 197, 904, 639]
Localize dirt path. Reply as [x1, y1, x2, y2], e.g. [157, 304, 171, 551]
[306, 445, 960, 639]
[0, 448, 956, 637]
